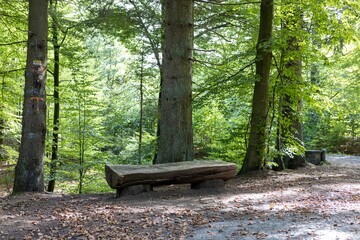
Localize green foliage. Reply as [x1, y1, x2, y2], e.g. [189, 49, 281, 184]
[1, 0, 360, 193]
[0, 1, 27, 165]
[194, 100, 248, 164]
[303, 17, 360, 153]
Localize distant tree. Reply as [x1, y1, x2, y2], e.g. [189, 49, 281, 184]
[47, 0, 61, 192]
[239, 0, 274, 174]
[155, 0, 194, 163]
[13, 0, 48, 193]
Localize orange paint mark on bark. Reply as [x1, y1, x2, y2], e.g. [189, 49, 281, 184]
[30, 97, 45, 112]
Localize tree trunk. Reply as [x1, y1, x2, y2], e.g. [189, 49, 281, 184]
[239, 0, 274, 174]
[275, 3, 305, 170]
[153, 0, 165, 164]
[0, 119, 4, 162]
[155, 0, 194, 164]
[78, 94, 86, 194]
[0, 77, 5, 161]
[13, 0, 48, 193]
[138, 51, 144, 165]
[48, 0, 60, 192]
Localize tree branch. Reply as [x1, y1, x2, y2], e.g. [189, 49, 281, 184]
[195, 0, 261, 6]
[194, 60, 256, 99]
[0, 68, 25, 75]
[128, 0, 162, 70]
[191, 48, 216, 52]
[0, 40, 27, 47]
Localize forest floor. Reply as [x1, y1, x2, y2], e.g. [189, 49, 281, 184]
[1, 154, 360, 240]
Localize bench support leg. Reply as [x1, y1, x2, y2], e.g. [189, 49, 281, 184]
[116, 184, 153, 197]
[191, 179, 225, 190]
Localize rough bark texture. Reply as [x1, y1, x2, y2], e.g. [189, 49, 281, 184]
[239, 0, 274, 174]
[105, 160, 237, 190]
[155, 0, 194, 164]
[13, 0, 48, 193]
[275, 3, 305, 170]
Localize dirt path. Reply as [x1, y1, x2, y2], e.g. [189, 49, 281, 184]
[190, 155, 360, 240]
[1, 154, 360, 240]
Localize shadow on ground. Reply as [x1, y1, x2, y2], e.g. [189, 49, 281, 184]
[0, 154, 359, 239]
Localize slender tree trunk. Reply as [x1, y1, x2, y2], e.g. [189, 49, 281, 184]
[138, 51, 144, 165]
[153, 0, 165, 164]
[239, 0, 274, 174]
[0, 119, 4, 160]
[155, 0, 194, 164]
[48, 0, 60, 192]
[13, 0, 48, 193]
[0, 76, 5, 161]
[275, 3, 305, 170]
[78, 94, 86, 194]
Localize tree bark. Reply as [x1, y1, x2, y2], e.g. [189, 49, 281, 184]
[239, 0, 274, 174]
[0, 77, 5, 161]
[153, 0, 165, 164]
[275, 3, 305, 170]
[78, 94, 86, 194]
[48, 0, 60, 192]
[13, 0, 48, 193]
[155, 0, 194, 164]
[138, 51, 144, 165]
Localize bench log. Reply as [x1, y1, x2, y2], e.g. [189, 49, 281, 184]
[105, 160, 237, 197]
[305, 150, 326, 165]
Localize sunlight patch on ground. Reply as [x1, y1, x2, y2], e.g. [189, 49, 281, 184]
[314, 229, 356, 240]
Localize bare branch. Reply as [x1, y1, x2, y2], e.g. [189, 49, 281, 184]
[195, 0, 261, 6]
[128, 0, 162, 70]
[195, 22, 242, 39]
[47, 69, 54, 76]
[193, 60, 256, 99]
[0, 40, 27, 47]
[191, 57, 227, 67]
[191, 48, 216, 52]
[0, 68, 25, 75]
[330, 92, 339, 99]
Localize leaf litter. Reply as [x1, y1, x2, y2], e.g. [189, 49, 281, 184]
[0, 154, 359, 239]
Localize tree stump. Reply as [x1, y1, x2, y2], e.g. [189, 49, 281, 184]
[305, 150, 326, 165]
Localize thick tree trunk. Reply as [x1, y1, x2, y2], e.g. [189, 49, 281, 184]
[155, 0, 194, 164]
[275, 3, 305, 170]
[239, 0, 274, 174]
[48, 0, 60, 192]
[13, 0, 48, 193]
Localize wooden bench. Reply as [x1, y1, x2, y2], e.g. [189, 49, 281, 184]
[105, 160, 237, 197]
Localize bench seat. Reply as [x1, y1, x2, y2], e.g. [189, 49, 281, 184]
[105, 160, 237, 197]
